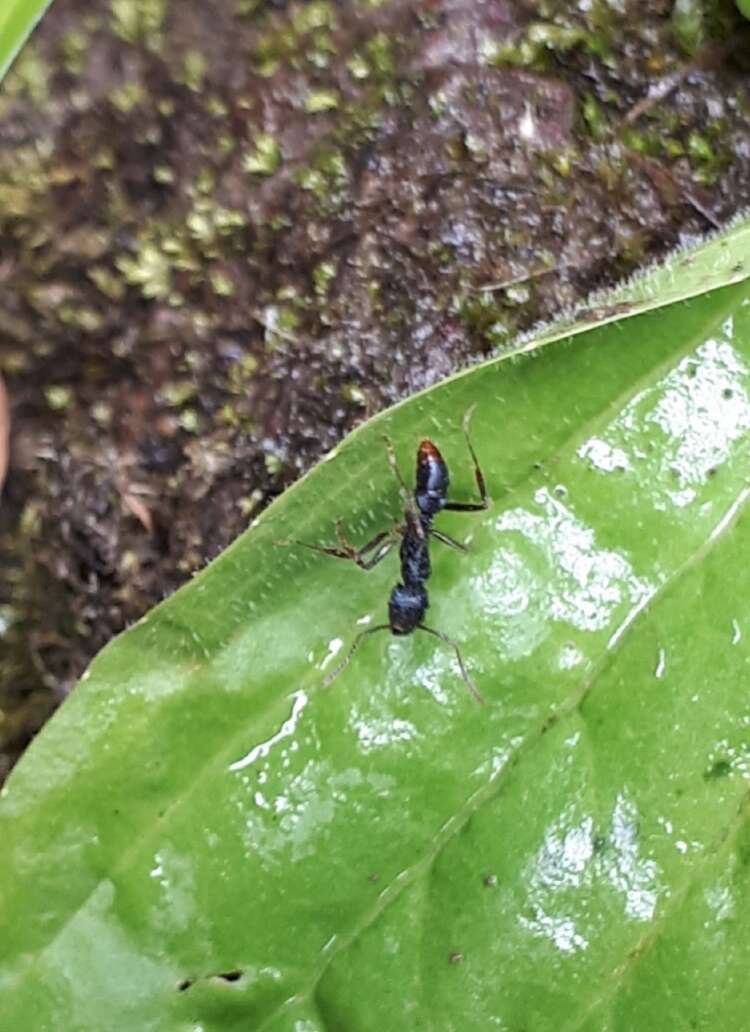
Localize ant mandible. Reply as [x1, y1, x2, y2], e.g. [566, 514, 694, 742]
[286, 406, 490, 704]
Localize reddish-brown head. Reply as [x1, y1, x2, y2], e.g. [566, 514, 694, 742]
[418, 439, 443, 465]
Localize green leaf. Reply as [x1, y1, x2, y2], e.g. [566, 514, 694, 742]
[3, 219, 750, 1028]
[738, 0, 750, 19]
[0, 0, 53, 83]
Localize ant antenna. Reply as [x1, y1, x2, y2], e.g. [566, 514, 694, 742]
[383, 434, 411, 497]
[322, 624, 391, 687]
[462, 404, 489, 503]
[418, 624, 485, 705]
[383, 434, 423, 535]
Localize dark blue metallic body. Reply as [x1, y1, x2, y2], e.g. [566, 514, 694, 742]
[388, 442, 449, 634]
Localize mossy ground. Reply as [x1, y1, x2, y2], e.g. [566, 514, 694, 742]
[1, 0, 750, 778]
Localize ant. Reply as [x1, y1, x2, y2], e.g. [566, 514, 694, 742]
[284, 406, 490, 704]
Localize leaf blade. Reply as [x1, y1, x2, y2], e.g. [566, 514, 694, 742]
[3, 243, 750, 1027]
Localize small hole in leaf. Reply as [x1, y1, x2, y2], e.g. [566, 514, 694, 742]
[217, 970, 243, 983]
[177, 979, 193, 992]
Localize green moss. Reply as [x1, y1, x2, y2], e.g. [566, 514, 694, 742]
[110, 0, 165, 49]
[178, 409, 200, 433]
[252, 1, 336, 77]
[295, 146, 348, 210]
[181, 49, 207, 92]
[306, 29, 337, 69]
[185, 211, 213, 242]
[0, 352, 29, 375]
[264, 452, 283, 476]
[58, 306, 104, 332]
[620, 127, 661, 158]
[672, 0, 705, 55]
[486, 22, 593, 69]
[547, 147, 579, 178]
[0, 152, 48, 220]
[206, 96, 228, 118]
[109, 81, 146, 112]
[194, 171, 216, 196]
[227, 354, 259, 394]
[161, 380, 197, 407]
[457, 291, 509, 347]
[292, 1, 336, 34]
[153, 164, 174, 184]
[4, 45, 49, 104]
[340, 383, 367, 406]
[366, 32, 395, 76]
[582, 93, 608, 142]
[235, 0, 262, 14]
[686, 128, 728, 184]
[313, 260, 337, 296]
[62, 31, 90, 76]
[212, 207, 246, 235]
[662, 138, 685, 158]
[347, 53, 370, 80]
[260, 304, 300, 349]
[45, 386, 73, 411]
[209, 268, 236, 296]
[306, 89, 340, 113]
[216, 133, 236, 156]
[242, 134, 282, 176]
[116, 237, 172, 299]
[238, 489, 264, 517]
[687, 130, 716, 163]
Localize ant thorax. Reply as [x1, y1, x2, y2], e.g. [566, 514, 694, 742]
[399, 527, 431, 585]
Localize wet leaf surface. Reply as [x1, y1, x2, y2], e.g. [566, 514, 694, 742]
[3, 225, 750, 1028]
[3, 0, 750, 776]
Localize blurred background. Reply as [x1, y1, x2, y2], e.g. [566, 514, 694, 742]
[1, 0, 749, 779]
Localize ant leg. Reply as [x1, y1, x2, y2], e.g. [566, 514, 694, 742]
[279, 524, 400, 571]
[417, 624, 485, 705]
[323, 624, 391, 687]
[429, 528, 467, 553]
[384, 435, 425, 539]
[443, 404, 490, 513]
[334, 520, 402, 570]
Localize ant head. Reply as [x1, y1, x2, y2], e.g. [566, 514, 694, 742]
[415, 439, 449, 516]
[388, 583, 428, 635]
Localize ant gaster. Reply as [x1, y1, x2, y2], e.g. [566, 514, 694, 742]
[286, 406, 490, 704]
